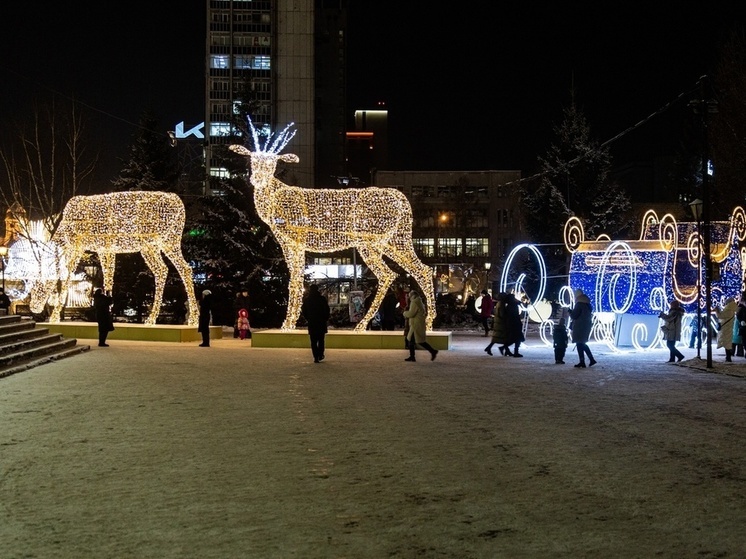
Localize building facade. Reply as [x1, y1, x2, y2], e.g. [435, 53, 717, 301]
[373, 169, 525, 296]
[205, 0, 347, 192]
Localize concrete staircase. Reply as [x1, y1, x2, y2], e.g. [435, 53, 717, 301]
[0, 314, 91, 379]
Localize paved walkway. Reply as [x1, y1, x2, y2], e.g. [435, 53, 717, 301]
[2, 331, 746, 558]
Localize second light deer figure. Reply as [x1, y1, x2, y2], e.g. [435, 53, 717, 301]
[230, 121, 436, 331]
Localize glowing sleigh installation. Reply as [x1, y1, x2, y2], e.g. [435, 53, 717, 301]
[561, 208, 746, 350]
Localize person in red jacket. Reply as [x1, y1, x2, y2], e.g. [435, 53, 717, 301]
[477, 289, 494, 337]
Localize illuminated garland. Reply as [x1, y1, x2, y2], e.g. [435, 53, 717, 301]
[28, 191, 198, 325]
[4, 219, 92, 306]
[230, 121, 436, 331]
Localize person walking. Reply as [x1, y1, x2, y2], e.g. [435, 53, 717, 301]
[477, 289, 494, 337]
[659, 299, 685, 363]
[198, 289, 213, 347]
[93, 288, 113, 347]
[484, 292, 508, 356]
[503, 292, 525, 357]
[716, 297, 737, 362]
[553, 316, 569, 364]
[403, 290, 438, 362]
[569, 289, 596, 368]
[301, 284, 330, 363]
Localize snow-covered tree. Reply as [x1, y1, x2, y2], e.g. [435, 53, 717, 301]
[536, 102, 631, 240]
[111, 111, 178, 193]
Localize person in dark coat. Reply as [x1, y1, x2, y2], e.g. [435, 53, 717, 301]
[569, 289, 596, 368]
[380, 288, 398, 331]
[503, 292, 525, 357]
[93, 288, 113, 347]
[301, 284, 330, 363]
[0, 288, 11, 315]
[553, 316, 569, 364]
[198, 289, 213, 347]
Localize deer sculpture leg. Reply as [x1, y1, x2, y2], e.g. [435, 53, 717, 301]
[46, 248, 84, 323]
[161, 244, 198, 326]
[140, 246, 169, 325]
[354, 246, 396, 331]
[281, 244, 307, 330]
[98, 252, 116, 294]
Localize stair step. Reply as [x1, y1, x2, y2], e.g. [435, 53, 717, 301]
[0, 314, 90, 377]
[0, 344, 91, 379]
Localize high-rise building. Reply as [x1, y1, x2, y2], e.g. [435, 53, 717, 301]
[205, 0, 347, 192]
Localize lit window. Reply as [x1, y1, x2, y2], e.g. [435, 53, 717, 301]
[210, 55, 230, 69]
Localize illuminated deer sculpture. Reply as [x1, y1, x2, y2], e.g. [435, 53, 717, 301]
[29, 191, 198, 325]
[230, 121, 436, 331]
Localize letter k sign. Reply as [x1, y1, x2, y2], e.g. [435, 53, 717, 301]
[175, 121, 205, 139]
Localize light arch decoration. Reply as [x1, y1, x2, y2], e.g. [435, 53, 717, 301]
[28, 191, 198, 325]
[230, 120, 436, 331]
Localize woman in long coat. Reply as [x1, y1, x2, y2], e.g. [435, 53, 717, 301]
[659, 299, 685, 363]
[485, 292, 508, 355]
[403, 291, 438, 362]
[569, 289, 596, 368]
[716, 297, 737, 362]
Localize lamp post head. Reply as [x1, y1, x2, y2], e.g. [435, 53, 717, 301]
[689, 198, 704, 221]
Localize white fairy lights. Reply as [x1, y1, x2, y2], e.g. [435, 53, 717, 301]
[230, 120, 436, 331]
[29, 191, 198, 325]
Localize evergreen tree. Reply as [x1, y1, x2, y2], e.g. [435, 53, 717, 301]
[520, 101, 632, 299]
[182, 80, 289, 328]
[184, 149, 288, 328]
[112, 110, 179, 192]
[108, 110, 183, 322]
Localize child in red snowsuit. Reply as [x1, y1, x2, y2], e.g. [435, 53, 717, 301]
[237, 308, 251, 340]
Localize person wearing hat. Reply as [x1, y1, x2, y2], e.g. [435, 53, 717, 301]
[659, 299, 685, 363]
[716, 296, 738, 362]
[569, 289, 596, 368]
[198, 289, 213, 347]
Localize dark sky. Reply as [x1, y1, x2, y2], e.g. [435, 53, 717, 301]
[0, 3, 742, 183]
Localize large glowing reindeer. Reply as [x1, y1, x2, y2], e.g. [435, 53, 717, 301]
[29, 191, 198, 325]
[230, 121, 436, 331]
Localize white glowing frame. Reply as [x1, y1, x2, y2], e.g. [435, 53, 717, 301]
[4, 219, 92, 306]
[29, 191, 198, 325]
[230, 121, 436, 331]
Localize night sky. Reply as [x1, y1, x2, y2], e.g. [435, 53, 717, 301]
[0, 3, 741, 183]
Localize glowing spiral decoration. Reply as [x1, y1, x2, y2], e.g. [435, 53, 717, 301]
[564, 217, 585, 253]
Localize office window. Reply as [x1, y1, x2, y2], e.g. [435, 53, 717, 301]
[465, 238, 489, 256]
[234, 55, 270, 70]
[413, 238, 435, 257]
[210, 55, 230, 69]
[438, 238, 462, 258]
[210, 122, 232, 137]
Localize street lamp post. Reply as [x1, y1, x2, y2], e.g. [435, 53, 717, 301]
[689, 198, 703, 359]
[0, 245, 7, 292]
[688, 75, 717, 368]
